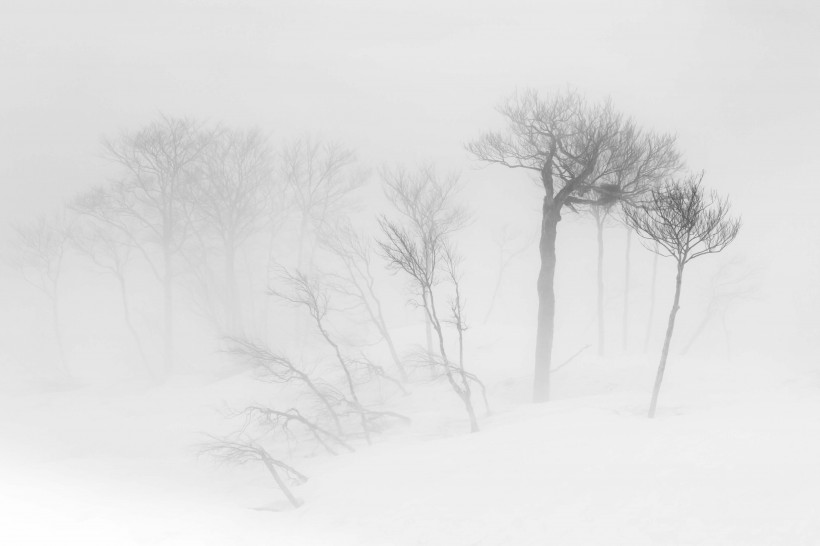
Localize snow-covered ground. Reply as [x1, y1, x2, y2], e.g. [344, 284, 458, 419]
[1, 345, 818, 545]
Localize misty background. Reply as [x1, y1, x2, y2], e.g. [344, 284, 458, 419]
[2, 0, 818, 371]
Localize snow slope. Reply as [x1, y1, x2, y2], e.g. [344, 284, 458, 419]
[0, 351, 818, 545]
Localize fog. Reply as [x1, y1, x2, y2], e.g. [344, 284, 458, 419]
[1, 1, 818, 544]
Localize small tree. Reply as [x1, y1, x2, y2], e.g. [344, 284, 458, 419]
[625, 174, 740, 418]
[270, 268, 373, 443]
[378, 166, 484, 433]
[201, 436, 308, 508]
[382, 165, 466, 363]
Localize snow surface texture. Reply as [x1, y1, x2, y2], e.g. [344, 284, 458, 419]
[1, 341, 818, 545]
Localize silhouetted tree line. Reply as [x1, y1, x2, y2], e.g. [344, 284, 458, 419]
[9, 89, 741, 506]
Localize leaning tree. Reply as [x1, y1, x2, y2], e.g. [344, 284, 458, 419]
[625, 173, 740, 418]
[468, 89, 676, 402]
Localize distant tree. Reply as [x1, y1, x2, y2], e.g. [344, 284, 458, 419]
[468, 89, 674, 401]
[382, 165, 467, 363]
[188, 126, 274, 334]
[378, 166, 485, 433]
[11, 213, 74, 376]
[279, 137, 367, 271]
[625, 174, 740, 418]
[102, 115, 212, 374]
[643, 243, 661, 353]
[71, 192, 150, 376]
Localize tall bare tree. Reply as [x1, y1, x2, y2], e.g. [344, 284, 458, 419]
[469, 90, 675, 401]
[382, 165, 467, 362]
[188, 126, 274, 334]
[379, 166, 483, 433]
[102, 115, 212, 374]
[625, 174, 740, 418]
[279, 137, 366, 271]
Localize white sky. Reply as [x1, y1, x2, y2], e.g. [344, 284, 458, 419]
[1, 0, 819, 351]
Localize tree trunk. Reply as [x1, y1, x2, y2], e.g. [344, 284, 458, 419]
[260, 453, 302, 508]
[622, 227, 632, 352]
[648, 263, 684, 418]
[297, 213, 310, 271]
[117, 273, 150, 378]
[162, 243, 174, 375]
[51, 293, 68, 377]
[643, 245, 659, 352]
[595, 211, 605, 357]
[225, 241, 241, 334]
[533, 201, 560, 403]
[425, 316, 435, 378]
[426, 288, 478, 432]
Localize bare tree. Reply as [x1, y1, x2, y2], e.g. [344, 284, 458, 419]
[468, 89, 676, 401]
[11, 213, 74, 376]
[102, 115, 212, 374]
[625, 174, 740, 418]
[70, 193, 150, 377]
[279, 137, 367, 271]
[382, 165, 467, 362]
[225, 337, 344, 435]
[271, 268, 377, 443]
[239, 405, 355, 456]
[378, 166, 483, 432]
[201, 436, 307, 508]
[188, 126, 274, 334]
